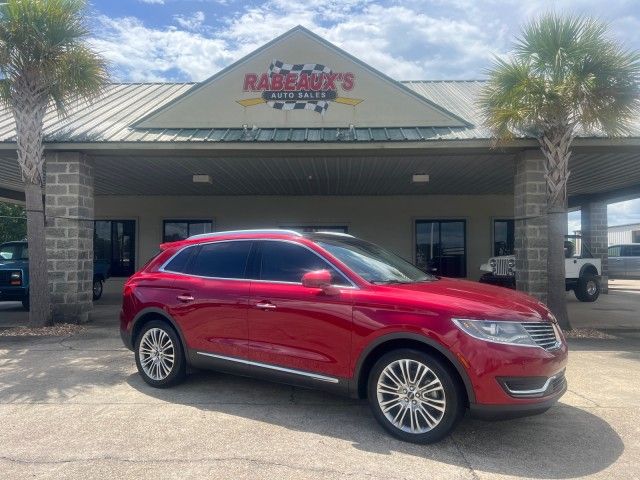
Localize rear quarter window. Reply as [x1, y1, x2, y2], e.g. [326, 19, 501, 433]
[162, 247, 193, 273]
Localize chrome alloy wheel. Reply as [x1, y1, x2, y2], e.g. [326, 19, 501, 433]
[376, 359, 446, 434]
[587, 280, 598, 296]
[139, 328, 175, 381]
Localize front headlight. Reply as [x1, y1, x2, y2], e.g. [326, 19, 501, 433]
[452, 318, 537, 347]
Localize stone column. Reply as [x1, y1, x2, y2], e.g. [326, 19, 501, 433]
[514, 150, 548, 303]
[581, 201, 609, 293]
[45, 152, 94, 323]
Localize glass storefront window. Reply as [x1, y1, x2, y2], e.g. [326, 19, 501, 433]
[163, 220, 213, 242]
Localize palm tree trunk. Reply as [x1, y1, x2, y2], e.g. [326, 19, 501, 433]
[539, 127, 572, 330]
[547, 207, 569, 329]
[13, 82, 51, 327]
[24, 181, 51, 326]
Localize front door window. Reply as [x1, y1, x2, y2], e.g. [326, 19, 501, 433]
[415, 220, 466, 278]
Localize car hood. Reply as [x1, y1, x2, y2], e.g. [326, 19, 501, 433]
[386, 277, 552, 322]
[0, 260, 27, 270]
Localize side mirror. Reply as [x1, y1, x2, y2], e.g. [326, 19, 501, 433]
[302, 269, 333, 289]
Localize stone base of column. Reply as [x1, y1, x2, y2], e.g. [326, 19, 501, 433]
[514, 150, 548, 304]
[45, 152, 94, 324]
[581, 201, 609, 295]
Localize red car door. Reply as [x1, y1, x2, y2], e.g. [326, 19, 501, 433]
[247, 240, 354, 379]
[169, 240, 253, 359]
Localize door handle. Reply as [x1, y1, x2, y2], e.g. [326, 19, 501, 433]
[177, 294, 194, 302]
[255, 302, 276, 310]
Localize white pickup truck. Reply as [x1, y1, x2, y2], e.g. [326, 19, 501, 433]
[479, 236, 602, 302]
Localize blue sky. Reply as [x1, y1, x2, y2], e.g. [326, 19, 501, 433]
[88, 0, 640, 227]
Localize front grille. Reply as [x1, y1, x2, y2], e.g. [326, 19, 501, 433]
[0, 270, 20, 287]
[522, 322, 560, 350]
[495, 258, 512, 276]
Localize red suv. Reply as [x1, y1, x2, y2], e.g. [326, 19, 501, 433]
[120, 230, 567, 443]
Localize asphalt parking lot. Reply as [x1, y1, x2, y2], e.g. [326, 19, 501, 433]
[0, 280, 639, 479]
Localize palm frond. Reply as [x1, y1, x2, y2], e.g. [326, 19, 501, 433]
[481, 12, 640, 142]
[0, 0, 108, 113]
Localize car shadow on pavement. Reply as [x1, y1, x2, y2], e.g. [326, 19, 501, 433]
[126, 370, 623, 479]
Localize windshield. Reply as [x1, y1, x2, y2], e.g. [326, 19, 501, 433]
[0, 243, 28, 261]
[314, 237, 434, 284]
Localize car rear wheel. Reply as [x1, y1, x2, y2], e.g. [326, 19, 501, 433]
[575, 273, 600, 302]
[92, 278, 103, 301]
[135, 320, 186, 388]
[368, 349, 463, 443]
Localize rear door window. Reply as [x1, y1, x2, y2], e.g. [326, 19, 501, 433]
[187, 241, 252, 279]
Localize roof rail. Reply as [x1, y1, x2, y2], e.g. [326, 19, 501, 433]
[187, 229, 303, 240]
[313, 231, 355, 238]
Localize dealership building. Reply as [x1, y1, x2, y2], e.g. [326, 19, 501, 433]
[1, 26, 639, 323]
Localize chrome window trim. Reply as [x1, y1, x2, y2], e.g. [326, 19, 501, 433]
[158, 238, 358, 289]
[196, 351, 339, 383]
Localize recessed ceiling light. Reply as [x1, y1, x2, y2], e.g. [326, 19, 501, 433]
[192, 174, 212, 184]
[412, 174, 429, 183]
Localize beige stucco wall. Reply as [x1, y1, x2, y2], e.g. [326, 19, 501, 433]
[95, 194, 513, 280]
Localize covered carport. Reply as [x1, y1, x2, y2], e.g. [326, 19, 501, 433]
[0, 25, 639, 323]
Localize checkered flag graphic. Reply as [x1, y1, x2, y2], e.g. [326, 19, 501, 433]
[266, 60, 332, 114]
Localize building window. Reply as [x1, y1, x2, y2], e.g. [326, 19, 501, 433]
[415, 220, 466, 278]
[281, 225, 348, 233]
[163, 220, 213, 242]
[493, 219, 515, 256]
[94, 220, 136, 277]
[633, 230, 640, 243]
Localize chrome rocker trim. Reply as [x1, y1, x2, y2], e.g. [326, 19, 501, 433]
[196, 351, 340, 384]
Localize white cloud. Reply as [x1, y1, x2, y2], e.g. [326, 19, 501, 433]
[608, 199, 640, 227]
[90, 15, 234, 82]
[90, 0, 640, 84]
[174, 11, 206, 31]
[138, 0, 164, 4]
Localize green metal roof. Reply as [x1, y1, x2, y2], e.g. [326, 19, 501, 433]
[0, 81, 637, 144]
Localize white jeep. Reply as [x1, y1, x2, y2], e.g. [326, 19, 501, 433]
[479, 235, 602, 302]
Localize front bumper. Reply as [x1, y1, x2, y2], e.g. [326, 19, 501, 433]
[469, 375, 567, 419]
[0, 286, 27, 302]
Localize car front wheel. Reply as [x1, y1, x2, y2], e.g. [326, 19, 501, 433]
[135, 320, 186, 388]
[368, 349, 463, 443]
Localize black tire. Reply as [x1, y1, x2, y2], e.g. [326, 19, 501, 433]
[21, 294, 29, 311]
[92, 278, 103, 301]
[367, 349, 463, 444]
[574, 273, 600, 302]
[134, 320, 186, 388]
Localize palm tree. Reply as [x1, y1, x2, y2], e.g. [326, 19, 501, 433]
[0, 0, 108, 326]
[480, 13, 640, 330]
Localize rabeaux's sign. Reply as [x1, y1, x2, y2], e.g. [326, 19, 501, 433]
[238, 60, 363, 114]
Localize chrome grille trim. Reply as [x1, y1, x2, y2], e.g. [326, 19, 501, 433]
[522, 322, 561, 350]
[495, 258, 511, 276]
